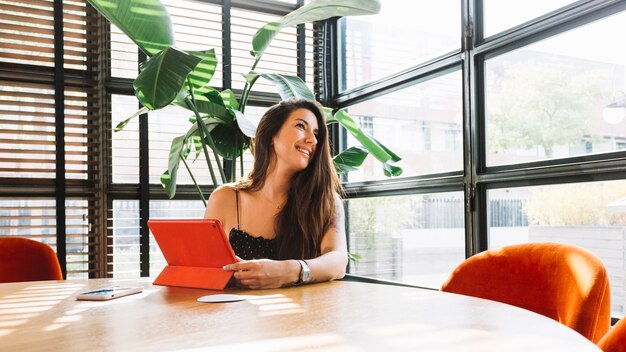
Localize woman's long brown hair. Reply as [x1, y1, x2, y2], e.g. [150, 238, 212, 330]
[236, 99, 341, 260]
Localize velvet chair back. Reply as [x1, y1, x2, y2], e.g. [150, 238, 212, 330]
[0, 237, 63, 283]
[441, 242, 611, 343]
[598, 318, 626, 352]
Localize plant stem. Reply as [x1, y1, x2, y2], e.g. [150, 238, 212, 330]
[185, 79, 226, 184]
[202, 121, 227, 183]
[185, 97, 218, 187]
[180, 152, 207, 207]
[231, 133, 238, 182]
[239, 58, 262, 113]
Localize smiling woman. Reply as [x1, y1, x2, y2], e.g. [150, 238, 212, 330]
[204, 99, 347, 290]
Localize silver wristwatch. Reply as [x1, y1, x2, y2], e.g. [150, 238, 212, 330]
[297, 259, 311, 285]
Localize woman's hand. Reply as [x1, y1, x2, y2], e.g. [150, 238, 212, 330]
[223, 259, 300, 289]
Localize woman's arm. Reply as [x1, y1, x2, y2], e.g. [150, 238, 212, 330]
[223, 193, 348, 289]
[305, 192, 348, 282]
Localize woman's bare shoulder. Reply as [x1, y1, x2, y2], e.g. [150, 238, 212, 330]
[207, 184, 238, 206]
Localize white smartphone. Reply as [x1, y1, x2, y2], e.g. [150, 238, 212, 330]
[76, 286, 143, 301]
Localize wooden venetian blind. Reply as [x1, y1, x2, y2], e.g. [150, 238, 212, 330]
[230, 7, 321, 95]
[0, 0, 102, 278]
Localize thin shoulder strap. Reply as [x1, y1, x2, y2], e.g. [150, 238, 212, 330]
[235, 189, 240, 231]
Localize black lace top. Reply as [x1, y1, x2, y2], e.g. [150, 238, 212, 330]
[228, 190, 277, 260]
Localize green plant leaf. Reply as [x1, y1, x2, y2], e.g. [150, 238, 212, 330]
[243, 71, 261, 85]
[323, 107, 336, 124]
[369, 135, 401, 163]
[382, 163, 403, 177]
[333, 146, 368, 173]
[260, 73, 315, 101]
[251, 0, 381, 59]
[220, 89, 240, 110]
[134, 47, 202, 110]
[187, 49, 218, 90]
[114, 106, 148, 132]
[348, 252, 362, 262]
[162, 134, 186, 198]
[161, 117, 223, 198]
[192, 96, 233, 126]
[208, 124, 250, 159]
[232, 110, 257, 138]
[332, 109, 391, 163]
[87, 0, 174, 57]
[160, 170, 175, 198]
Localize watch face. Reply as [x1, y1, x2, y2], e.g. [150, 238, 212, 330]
[302, 269, 311, 282]
[299, 260, 311, 283]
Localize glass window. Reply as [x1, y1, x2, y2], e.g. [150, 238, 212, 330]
[66, 198, 93, 279]
[112, 95, 139, 184]
[483, 0, 576, 38]
[485, 11, 626, 166]
[0, 198, 56, 246]
[0, 82, 56, 179]
[231, 9, 303, 94]
[488, 180, 626, 317]
[344, 70, 463, 182]
[340, 0, 461, 91]
[347, 192, 465, 289]
[110, 24, 138, 79]
[110, 200, 140, 278]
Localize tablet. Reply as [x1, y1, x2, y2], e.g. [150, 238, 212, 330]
[148, 219, 237, 290]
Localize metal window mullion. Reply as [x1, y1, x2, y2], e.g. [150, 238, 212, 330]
[53, 0, 67, 278]
[222, 0, 233, 179]
[96, 10, 112, 279]
[296, 0, 305, 81]
[467, 0, 488, 256]
[222, 0, 232, 91]
[324, 18, 344, 157]
[138, 50, 150, 277]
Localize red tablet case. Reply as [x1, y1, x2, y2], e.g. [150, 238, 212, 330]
[147, 219, 237, 290]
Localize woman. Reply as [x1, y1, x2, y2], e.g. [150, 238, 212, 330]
[204, 99, 347, 289]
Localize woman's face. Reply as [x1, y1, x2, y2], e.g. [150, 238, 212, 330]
[271, 108, 319, 173]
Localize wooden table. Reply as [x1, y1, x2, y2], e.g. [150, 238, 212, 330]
[0, 278, 600, 351]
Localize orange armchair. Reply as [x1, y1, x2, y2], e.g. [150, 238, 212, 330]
[598, 318, 626, 352]
[441, 242, 610, 343]
[0, 237, 63, 283]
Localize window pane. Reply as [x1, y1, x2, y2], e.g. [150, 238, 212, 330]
[341, 1, 461, 91]
[111, 95, 139, 184]
[231, 9, 298, 94]
[347, 192, 465, 289]
[345, 70, 462, 182]
[66, 198, 94, 279]
[109, 200, 140, 278]
[483, 0, 575, 38]
[488, 180, 626, 318]
[0, 198, 56, 247]
[486, 12, 626, 166]
[0, 82, 56, 179]
[110, 24, 137, 79]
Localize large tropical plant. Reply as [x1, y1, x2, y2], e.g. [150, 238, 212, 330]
[88, 0, 402, 204]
